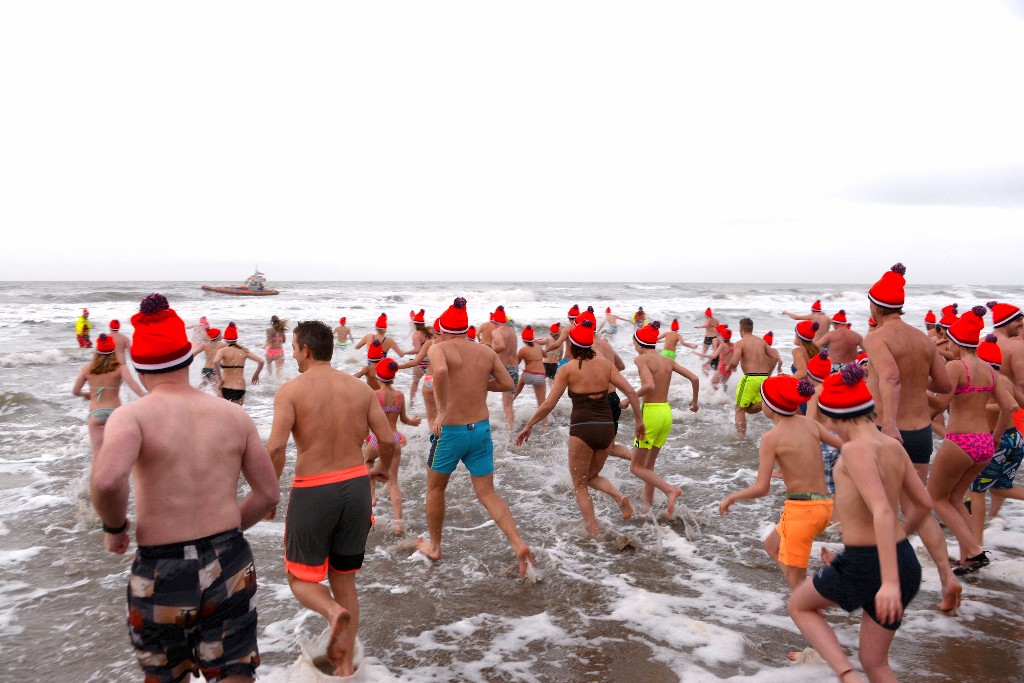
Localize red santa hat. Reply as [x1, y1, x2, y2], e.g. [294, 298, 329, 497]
[796, 320, 819, 342]
[988, 301, 1023, 329]
[224, 322, 238, 342]
[549, 322, 561, 336]
[413, 309, 426, 324]
[947, 306, 987, 348]
[715, 324, 732, 340]
[375, 358, 399, 382]
[811, 300, 823, 313]
[96, 333, 116, 355]
[409, 310, 416, 320]
[868, 317, 877, 328]
[806, 349, 833, 383]
[521, 326, 535, 343]
[760, 376, 816, 416]
[206, 327, 222, 341]
[466, 324, 476, 340]
[634, 321, 661, 348]
[569, 318, 596, 348]
[433, 318, 441, 334]
[82, 308, 89, 316]
[491, 306, 508, 324]
[704, 307, 713, 317]
[109, 319, 120, 331]
[130, 294, 193, 374]
[763, 331, 774, 345]
[818, 363, 875, 420]
[367, 339, 385, 362]
[671, 319, 679, 332]
[577, 306, 597, 328]
[978, 334, 1001, 368]
[924, 310, 936, 325]
[375, 313, 388, 330]
[856, 352, 869, 366]
[938, 304, 959, 329]
[339, 317, 346, 325]
[439, 297, 469, 334]
[867, 263, 907, 309]
[832, 310, 847, 324]
[605, 307, 612, 314]
[567, 304, 580, 321]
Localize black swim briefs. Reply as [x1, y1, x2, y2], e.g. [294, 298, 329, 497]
[900, 425, 934, 465]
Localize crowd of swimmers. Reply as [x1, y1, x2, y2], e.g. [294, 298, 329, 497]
[76, 263, 1024, 682]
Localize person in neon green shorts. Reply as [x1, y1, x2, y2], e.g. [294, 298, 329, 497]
[725, 317, 782, 437]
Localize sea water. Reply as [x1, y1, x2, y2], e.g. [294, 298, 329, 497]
[1, 280, 1022, 682]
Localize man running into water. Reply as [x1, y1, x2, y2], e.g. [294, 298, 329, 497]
[628, 321, 700, 516]
[191, 326, 225, 391]
[417, 297, 535, 576]
[598, 307, 627, 335]
[489, 306, 519, 432]
[726, 318, 782, 437]
[333, 316, 355, 351]
[815, 310, 864, 367]
[91, 294, 279, 682]
[696, 307, 719, 353]
[658, 318, 697, 360]
[783, 300, 830, 345]
[267, 320, 395, 677]
[863, 263, 961, 612]
[107, 319, 131, 364]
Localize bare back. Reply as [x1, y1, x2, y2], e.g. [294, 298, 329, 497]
[733, 335, 776, 375]
[832, 431, 911, 546]
[429, 338, 509, 425]
[763, 415, 830, 495]
[636, 352, 676, 403]
[864, 318, 942, 429]
[491, 324, 518, 366]
[819, 326, 863, 364]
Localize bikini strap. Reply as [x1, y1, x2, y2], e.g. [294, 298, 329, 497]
[961, 359, 971, 388]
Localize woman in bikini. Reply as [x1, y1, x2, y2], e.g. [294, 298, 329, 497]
[264, 315, 288, 379]
[516, 319, 644, 540]
[928, 306, 1014, 575]
[213, 323, 265, 405]
[407, 310, 434, 408]
[71, 333, 145, 454]
[694, 324, 734, 391]
[790, 320, 821, 379]
[363, 358, 421, 534]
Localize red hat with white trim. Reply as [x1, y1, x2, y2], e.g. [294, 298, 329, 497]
[987, 300, 1022, 329]
[938, 304, 959, 329]
[433, 318, 441, 334]
[206, 327, 222, 341]
[832, 310, 847, 324]
[811, 300, 823, 313]
[577, 306, 597, 327]
[375, 358, 399, 382]
[439, 297, 469, 334]
[367, 339, 385, 362]
[568, 304, 580, 321]
[671, 319, 679, 332]
[413, 309, 426, 324]
[491, 306, 507, 324]
[806, 349, 833, 383]
[705, 307, 713, 317]
[978, 334, 1001, 368]
[924, 310, 936, 325]
[634, 321, 661, 348]
[521, 326, 535, 343]
[856, 352, 869, 366]
[760, 376, 816, 416]
[763, 331, 774, 345]
[109, 319, 120, 331]
[947, 305, 987, 348]
[819, 362, 875, 420]
[569, 318, 596, 348]
[867, 263, 907, 308]
[466, 324, 476, 340]
[130, 294, 193, 374]
[715, 324, 732, 340]
[96, 333, 116, 355]
[224, 323, 238, 342]
[796, 320, 819, 342]
[375, 313, 388, 330]
[549, 322, 561, 336]
[339, 317, 346, 325]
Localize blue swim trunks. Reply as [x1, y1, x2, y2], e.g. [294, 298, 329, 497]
[428, 419, 494, 476]
[557, 359, 569, 369]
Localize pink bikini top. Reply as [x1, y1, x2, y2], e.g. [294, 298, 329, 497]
[954, 360, 995, 395]
[376, 390, 403, 413]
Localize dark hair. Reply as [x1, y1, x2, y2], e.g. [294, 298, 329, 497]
[739, 317, 753, 333]
[271, 316, 287, 333]
[294, 320, 334, 361]
[569, 344, 595, 361]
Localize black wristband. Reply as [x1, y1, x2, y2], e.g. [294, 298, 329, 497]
[102, 520, 128, 534]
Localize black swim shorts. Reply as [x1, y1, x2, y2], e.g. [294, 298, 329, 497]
[900, 426, 934, 465]
[544, 362, 558, 380]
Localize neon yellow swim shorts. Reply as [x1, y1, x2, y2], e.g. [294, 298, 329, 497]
[735, 373, 768, 409]
[660, 349, 677, 360]
[634, 402, 672, 449]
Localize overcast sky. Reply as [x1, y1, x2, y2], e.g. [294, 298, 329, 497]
[2, 1, 1022, 284]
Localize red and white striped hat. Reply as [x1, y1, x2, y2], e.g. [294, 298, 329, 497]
[130, 294, 193, 374]
[819, 363, 875, 420]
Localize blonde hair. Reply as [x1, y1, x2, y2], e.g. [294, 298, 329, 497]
[89, 354, 120, 376]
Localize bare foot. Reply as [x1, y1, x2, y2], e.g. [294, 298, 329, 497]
[516, 544, 536, 578]
[415, 536, 441, 562]
[393, 518, 404, 535]
[619, 496, 634, 521]
[327, 608, 352, 677]
[666, 487, 683, 518]
[936, 576, 962, 613]
[821, 547, 838, 567]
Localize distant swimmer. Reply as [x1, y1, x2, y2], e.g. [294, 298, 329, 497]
[719, 376, 841, 590]
[783, 300, 830, 345]
[863, 264, 960, 611]
[517, 318, 643, 539]
[489, 306, 519, 433]
[213, 323, 265, 406]
[696, 307, 719, 353]
[597, 307, 627, 335]
[726, 318, 782, 437]
[107, 319, 131, 364]
[75, 308, 92, 348]
[91, 293, 279, 683]
[265, 315, 288, 379]
[627, 321, 699, 517]
[511, 326, 548, 427]
[788, 363, 930, 683]
[267, 320, 393, 677]
[72, 333, 145, 455]
[191, 326, 225, 392]
[333, 316, 355, 352]
[816, 310, 864, 367]
[418, 297, 535, 577]
[658, 318, 697, 359]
